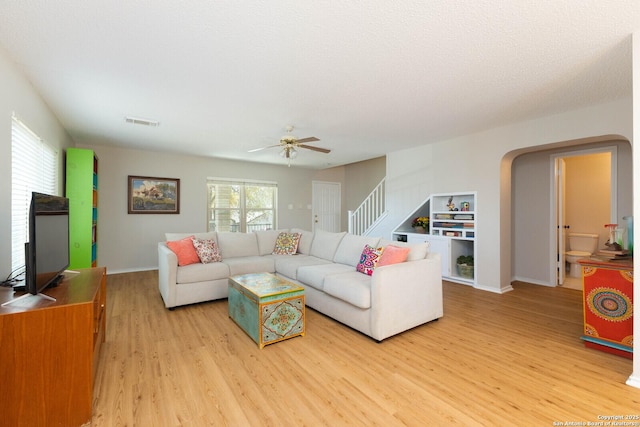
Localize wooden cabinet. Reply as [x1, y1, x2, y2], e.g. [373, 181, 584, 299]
[0, 267, 106, 426]
[66, 148, 99, 268]
[392, 191, 477, 285]
[578, 258, 633, 359]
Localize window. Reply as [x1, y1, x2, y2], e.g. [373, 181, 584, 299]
[11, 114, 58, 274]
[207, 179, 277, 232]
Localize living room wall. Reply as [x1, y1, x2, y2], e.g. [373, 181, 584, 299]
[0, 43, 73, 279]
[376, 97, 632, 295]
[79, 143, 384, 273]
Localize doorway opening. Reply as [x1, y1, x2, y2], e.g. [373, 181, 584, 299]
[551, 146, 617, 289]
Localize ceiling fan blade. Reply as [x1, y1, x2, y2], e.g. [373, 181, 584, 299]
[296, 137, 320, 144]
[248, 144, 280, 153]
[298, 144, 331, 154]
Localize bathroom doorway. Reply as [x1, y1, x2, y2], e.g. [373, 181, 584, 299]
[552, 147, 617, 289]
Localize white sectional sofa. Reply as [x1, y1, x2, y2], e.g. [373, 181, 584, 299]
[158, 228, 443, 341]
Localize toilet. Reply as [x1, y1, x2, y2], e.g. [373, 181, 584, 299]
[565, 233, 599, 277]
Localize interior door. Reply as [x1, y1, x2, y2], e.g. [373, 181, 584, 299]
[312, 181, 341, 232]
[555, 158, 567, 285]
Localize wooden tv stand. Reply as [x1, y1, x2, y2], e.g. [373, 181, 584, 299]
[0, 267, 106, 427]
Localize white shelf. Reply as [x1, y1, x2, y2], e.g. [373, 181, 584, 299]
[392, 191, 477, 286]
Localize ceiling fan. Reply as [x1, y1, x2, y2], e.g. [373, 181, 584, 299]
[248, 125, 330, 166]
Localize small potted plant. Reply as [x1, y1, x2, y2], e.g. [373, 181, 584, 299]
[456, 255, 474, 279]
[411, 216, 429, 233]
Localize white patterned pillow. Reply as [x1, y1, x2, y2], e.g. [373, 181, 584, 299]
[272, 232, 301, 255]
[191, 237, 222, 263]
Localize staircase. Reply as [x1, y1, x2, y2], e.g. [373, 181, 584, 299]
[348, 177, 387, 235]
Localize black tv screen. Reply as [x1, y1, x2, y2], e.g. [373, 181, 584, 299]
[25, 192, 70, 295]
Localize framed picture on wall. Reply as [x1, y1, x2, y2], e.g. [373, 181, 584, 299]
[128, 175, 180, 214]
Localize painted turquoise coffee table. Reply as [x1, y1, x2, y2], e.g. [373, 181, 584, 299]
[228, 273, 305, 348]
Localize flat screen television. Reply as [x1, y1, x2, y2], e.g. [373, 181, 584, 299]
[24, 192, 70, 295]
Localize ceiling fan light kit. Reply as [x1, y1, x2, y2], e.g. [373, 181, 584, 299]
[249, 125, 330, 167]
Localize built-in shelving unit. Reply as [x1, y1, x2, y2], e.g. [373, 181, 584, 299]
[66, 148, 98, 268]
[392, 191, 477, 286]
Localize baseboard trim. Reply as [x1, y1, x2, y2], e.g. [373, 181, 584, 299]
[626, 373, 640, 389]
[511, 275, 554, 287]
[106, 266, 158, 275]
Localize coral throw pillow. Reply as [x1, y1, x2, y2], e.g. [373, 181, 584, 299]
[272, 232, 301, 255]
[166, 236, 201, 266]
[192, 237, 222, 263]
[356, 244, 384, 276]
[378, 245, 411, 267]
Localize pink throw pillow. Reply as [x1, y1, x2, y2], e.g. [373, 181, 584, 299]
[166, 236, 201, 266]
[378, 245, 411, 267]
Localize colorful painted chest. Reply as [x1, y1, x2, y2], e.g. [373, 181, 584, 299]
[228, 273, 305, 348]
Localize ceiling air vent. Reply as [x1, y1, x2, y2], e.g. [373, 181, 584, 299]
[125, 116, 160, 127]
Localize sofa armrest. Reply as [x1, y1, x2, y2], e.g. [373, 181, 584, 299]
[158, 242, 179, 308]
[369, 253, 443, 341]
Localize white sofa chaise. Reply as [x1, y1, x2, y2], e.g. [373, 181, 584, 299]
[158, 228, 443, 341]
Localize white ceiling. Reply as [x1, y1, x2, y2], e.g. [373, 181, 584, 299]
[1, 1, 639, 168]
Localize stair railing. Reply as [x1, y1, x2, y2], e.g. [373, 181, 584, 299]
[348, 177, 387, 235]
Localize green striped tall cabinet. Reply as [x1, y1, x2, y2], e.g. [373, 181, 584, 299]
[65, 148, 98, 269]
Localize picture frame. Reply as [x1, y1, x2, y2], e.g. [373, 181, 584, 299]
[128, 175, 180, 214]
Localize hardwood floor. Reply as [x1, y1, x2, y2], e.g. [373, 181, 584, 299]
[91, 271, 639, 426]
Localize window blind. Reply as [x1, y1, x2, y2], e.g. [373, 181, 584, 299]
[11, 114, 58, 274]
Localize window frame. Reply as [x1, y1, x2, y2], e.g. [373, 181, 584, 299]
[206, 178, 278, 233]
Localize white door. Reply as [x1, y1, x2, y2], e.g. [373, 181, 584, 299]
[555, 158, 567, 285]
[312, 181, 341, 232]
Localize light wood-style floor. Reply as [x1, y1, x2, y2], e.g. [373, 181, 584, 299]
[91, 271, 639, 426]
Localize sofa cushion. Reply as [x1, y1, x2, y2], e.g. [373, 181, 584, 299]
[333, 234, 381, 267]
[291, 228, 314, 255]
[272, 255, 331, 280]
[217, 232, 259, 258]
[377, 244, 410, 267]
[223, 256, 275, 276]
[272, 232, 301, 255]
[323, 272, 372, 309]
[309, 230, 346, 261]
[380, 239, 429, 261]
[166, 232, 217, 243]
[356, 244, 384, 276]
[166, 236, 201, 266]
[192, 237, 222, 263]
[255, 229, 287, 256]
[296, 263, 354, 291]
[176, 261, 230, 284]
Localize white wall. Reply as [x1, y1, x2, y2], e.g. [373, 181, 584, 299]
[377, 97, 632, 294]
[626, 30, 640, 390]
[0, 44, 73, 278]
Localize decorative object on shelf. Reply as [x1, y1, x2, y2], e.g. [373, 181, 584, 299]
[456, 255, 474, 279]
[447, 196, 459, 211]
[461, 201, 470, 211]
[412, 216, 429, 233]
[128, 175, 180, 214]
